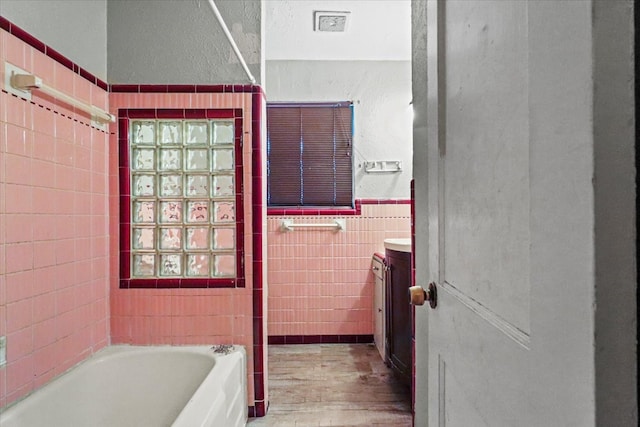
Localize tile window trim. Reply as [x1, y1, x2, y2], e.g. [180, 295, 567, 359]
[118, 108, 245, 289]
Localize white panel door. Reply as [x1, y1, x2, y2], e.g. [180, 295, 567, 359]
[416, 1, 598, 425]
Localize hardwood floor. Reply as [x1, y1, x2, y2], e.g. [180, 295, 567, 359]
[248, 343, 413, 427]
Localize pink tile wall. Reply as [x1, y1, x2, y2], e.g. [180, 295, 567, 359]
[267, 203, 411, 337]
[0, 29, 110, 409]
[108, 92, 258, 404]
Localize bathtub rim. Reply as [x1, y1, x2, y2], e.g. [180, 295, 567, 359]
[0, 344, 248, 427]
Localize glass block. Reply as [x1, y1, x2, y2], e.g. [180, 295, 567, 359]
[186, 175, 209, 196]
[133, 254, 155, 276]
[133, 228, 155, 249]
[187, 201, 209, 223]
[187, 254, 210, 277]
[131, 121, 155, 145]
[160, 175, 182, 197]
[186, 227, 209, 249]
[214, 201, 235, 222]
[213, 121, 234, 144]
[159, 121, 182, 144]
[160, 254, 182, 276]
[133, 149, 155, 170]
[186, 122, 208, 144]
[160, 149, 182, 171]
[214, 254, 235, 277]
[186, 149, 209, 171]
[160, 201, 182, 223]
[133, 174, 155, 196]
[133, 201, 155, 223]
[212, 149, 234, 171]
[160, 227, 182, 249]
[213, 175, 234, 197]
[213, 228, 235, 249]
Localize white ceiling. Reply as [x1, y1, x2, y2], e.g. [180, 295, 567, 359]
[264, 0, 412, 61]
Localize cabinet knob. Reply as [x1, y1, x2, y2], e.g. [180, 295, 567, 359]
[408, 282, 437, 309]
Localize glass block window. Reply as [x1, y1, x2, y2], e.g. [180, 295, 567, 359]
[119, 109, 244, 288]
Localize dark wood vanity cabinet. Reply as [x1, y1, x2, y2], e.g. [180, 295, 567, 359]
[385, 248, 412, 388]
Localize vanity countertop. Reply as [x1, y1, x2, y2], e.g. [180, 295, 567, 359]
[383, 238, 411, 253]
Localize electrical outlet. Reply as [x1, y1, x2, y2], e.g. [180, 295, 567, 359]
[0, 336, 6, 367]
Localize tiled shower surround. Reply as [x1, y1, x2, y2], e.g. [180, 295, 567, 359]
[0, 20, 272, 413]
[108, 94, 266, 414]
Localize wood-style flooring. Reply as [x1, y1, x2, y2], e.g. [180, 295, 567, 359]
[247, 343, 412, 427]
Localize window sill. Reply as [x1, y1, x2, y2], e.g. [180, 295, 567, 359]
[267, 202, 362, 216]
[266, 199, 411, 217]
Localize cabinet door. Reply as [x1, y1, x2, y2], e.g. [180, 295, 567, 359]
[374, 269, 385, 360]
[386, 250, 411, 387]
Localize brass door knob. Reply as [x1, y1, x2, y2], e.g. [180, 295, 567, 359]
[408, 283, 437, 309]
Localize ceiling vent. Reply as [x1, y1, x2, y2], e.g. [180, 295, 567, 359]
[314, 11, 350, 32]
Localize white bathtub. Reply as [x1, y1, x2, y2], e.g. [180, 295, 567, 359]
[0, 345, 247, 427]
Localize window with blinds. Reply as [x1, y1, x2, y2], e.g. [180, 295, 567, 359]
[267, 102, 354, 207]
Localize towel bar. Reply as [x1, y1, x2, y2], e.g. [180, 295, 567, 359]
[280, 219, 346, 232]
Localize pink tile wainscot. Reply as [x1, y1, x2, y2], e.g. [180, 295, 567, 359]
[267, 201, 411, 339]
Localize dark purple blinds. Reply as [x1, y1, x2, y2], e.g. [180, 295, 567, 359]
[267, 102, 353, 207]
